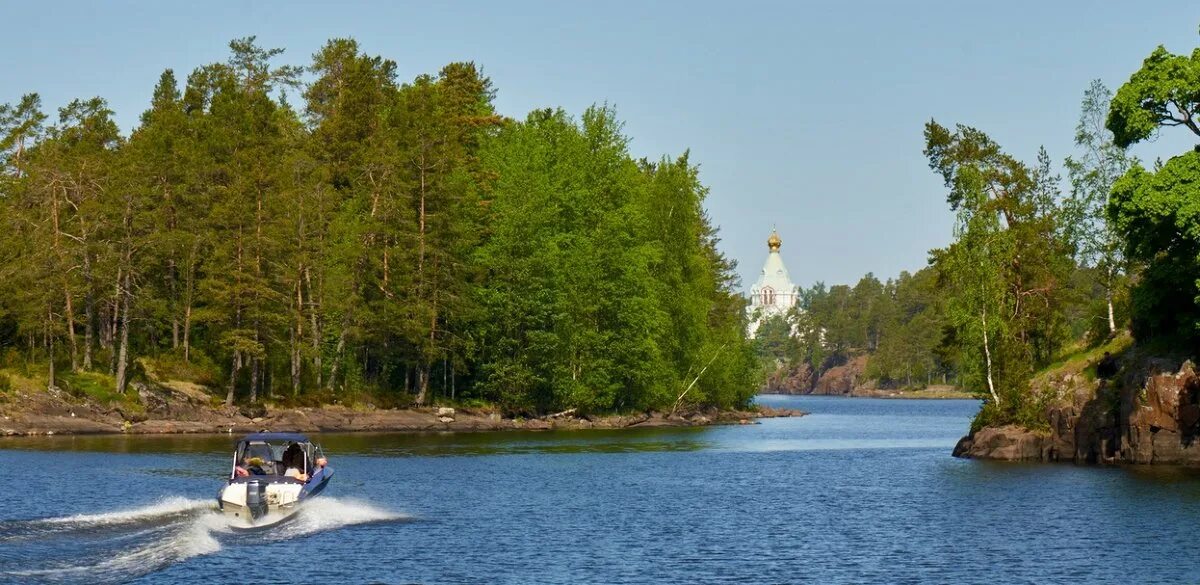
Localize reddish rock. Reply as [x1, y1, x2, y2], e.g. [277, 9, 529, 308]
[953, 425, 1049, 461]
[810, 356, 871, 396]
[959, 359, 1200, 466]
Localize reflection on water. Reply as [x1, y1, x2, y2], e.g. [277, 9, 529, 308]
[0, 426, 719, 457]
[6, 395, 1200, 584]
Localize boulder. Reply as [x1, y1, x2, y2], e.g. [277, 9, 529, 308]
[952, 425, 1049, 461]
[238, 402, 267, 420]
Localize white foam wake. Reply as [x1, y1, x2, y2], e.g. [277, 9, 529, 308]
[41, 496, 214, 526]
[1, 496, 407, 584]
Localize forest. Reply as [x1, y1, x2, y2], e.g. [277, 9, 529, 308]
[755, 30, 1200, 428]
[0, 37, 758, 415]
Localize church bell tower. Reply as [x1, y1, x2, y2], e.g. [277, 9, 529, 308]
[746, 228, 800, 337]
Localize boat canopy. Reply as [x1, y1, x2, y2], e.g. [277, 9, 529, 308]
[240, 432, 311, 443]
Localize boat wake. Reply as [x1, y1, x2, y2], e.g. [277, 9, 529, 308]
[0, 497, 407, 584]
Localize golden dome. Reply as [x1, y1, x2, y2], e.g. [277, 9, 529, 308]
[767, 229, 782, 252]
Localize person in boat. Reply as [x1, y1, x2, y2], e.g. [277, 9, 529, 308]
[281, 442, 308, 481]
[305, 456, 329, 484]
[235, 456, 267, 477]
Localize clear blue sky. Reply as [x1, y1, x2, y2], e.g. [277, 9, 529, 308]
[3, 1, 1199, 291]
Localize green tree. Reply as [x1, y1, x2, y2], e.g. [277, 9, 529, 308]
[0, 37, 760, 413]
[925, 121, 1073, 411]
[1064, 80, 1135, 337]
[1106, 33, 1200, 347]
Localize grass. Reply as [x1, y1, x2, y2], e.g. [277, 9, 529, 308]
[59, 370, 142, 412]
[968, 333, 1138, 434]
[0, 362, 144, 413]
[1034, 333, 1133, 383]
[892, 385, 976, 399]
[0, 367, 51, 395]
[141, 352, 221, 387]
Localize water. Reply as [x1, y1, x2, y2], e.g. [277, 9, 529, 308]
[3, 395, 1200, 584]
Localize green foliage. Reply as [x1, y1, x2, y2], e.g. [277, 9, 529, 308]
[0, 38, 757, 414]
[866, 269, 952, 387]
[1106, 32, 1200, 350]
[752, 267, 953, 390]
[753, 314, 797, 366]
[1108, 154, 1200, 344]
[925, 121, 1074, 418]
[473, 107, 754, 413]
[1106, 44, 1200, 149]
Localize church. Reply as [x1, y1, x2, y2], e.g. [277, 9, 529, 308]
[746, 228, 800, 337]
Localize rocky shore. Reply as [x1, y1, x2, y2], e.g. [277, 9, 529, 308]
[0, 378, 803, 436]
[765, 355, 973, 399]
[953, 355, 1200, 465]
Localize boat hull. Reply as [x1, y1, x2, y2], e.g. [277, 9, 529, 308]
[218, 469, 332, 528]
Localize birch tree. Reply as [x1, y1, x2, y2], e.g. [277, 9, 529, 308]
[1064, 80, 1134, 336]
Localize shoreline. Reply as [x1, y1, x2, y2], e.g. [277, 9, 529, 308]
[0, 402, 805, 437]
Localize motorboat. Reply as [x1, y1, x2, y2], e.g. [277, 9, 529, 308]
[217, 432, 333, 529]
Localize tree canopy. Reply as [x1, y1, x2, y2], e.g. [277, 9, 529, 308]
[1107, 32, 1200, 347]
[0, 37, 757, 414]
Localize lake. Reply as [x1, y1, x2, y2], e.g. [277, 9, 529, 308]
[3, 395, 1200, 584]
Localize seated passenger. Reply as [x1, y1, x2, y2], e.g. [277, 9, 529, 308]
[284, 466, 308, 481]
[306, 457, 328, 483]
[243, 456, 267, 475]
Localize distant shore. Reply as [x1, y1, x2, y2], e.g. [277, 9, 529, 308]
[759, 387, 976, 401]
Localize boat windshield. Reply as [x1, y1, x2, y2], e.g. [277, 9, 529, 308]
[231, 440, 313, 479]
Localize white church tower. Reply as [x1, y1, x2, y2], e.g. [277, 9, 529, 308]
[746, 228, 800, 337]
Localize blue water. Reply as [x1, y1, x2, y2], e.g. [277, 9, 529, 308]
[3, 395, 1200, 584]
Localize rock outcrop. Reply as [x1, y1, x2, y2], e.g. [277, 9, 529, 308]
[763, 355, 872, 396]
[954, 357, 1200, 465]
[809, 355, 871, 396]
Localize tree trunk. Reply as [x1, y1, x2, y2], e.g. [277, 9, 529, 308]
[418, 158, 427, 275]
[109, 268, 121, 375]
[226, 351, 241, 407]
[46, 306, 55, 391]
[169, 259, 179, 350]
[327, 326, 346, 392]
[114, 190, 136, 395]
[183, 304, 193, 362]
[981, 307, 999, 405]
[1106, 264, 1117, 335]
[50, 187, 79, 372]
[114, 270, 132, 395]
[291, 326, 302, 397]
[416, 366, 428, 406]
[292, 276, 304, 397]
[63, 289, 78, 372]
[305, 267, 321, 389]
[82, 249, 95, 371]
[249, 356, 260, 404]
[182, 240, 198, 362]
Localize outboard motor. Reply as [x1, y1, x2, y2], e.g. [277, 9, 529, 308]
[245, 480, 268, 519]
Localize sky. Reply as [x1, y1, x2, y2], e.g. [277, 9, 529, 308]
[3, 1, 1199, 292]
